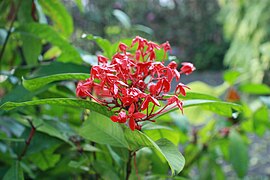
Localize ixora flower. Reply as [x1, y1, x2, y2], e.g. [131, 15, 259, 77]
[76, 36, 195, 131]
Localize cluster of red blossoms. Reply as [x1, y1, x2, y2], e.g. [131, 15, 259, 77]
[76, 36, 195, 131]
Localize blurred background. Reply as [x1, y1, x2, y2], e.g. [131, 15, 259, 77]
[1, 0, 270, 179]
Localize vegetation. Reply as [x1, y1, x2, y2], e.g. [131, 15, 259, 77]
[0, 0, 269, 179]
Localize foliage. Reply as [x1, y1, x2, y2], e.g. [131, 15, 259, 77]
[219, 0, 270, 83]
[1, 0, 269, 179]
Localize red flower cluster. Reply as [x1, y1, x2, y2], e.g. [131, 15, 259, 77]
[77, 36, 195, 130]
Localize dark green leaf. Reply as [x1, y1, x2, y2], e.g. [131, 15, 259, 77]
[229, 130, 249, 178]
[79, 111, 129, 148]
[23, 73, 89, 91]
[0, 98, 113, 118]
[28, 146, 61, 171]
[32, 62, 89, 77]
[93, 160, 120, 180]
[21, 34, 42, 65]
[0, 85, 34, 105]
[3, 161, 24, 180]
[39, 0, 73, 38]
[18, 0, 34, 23]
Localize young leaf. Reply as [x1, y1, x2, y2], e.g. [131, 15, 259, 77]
[22, 73, 89, 91]
[0, 98, 113, 118]
[79, 111, 129, 148]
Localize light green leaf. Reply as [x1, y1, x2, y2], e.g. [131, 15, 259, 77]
[0, 98, 113, 118]
[43, 46, 61, 60]
[79, 111, 129, 148]
[155, 99, 242, 119]
[16, 23, 82, 64]
[229, 130, 249, 178]
[180, 92, 220, 101]
[133, 24, 153, 35]
[39, 0, 73, 38]
[3, 161, 24, 180]
[112, 9, 131, 29]
[253, 106, 269, 136]
[239, 83, 270, 94]
[183, 100, 242, 117]
[223, 70, 240, 85]
[22, 73, 89, 91]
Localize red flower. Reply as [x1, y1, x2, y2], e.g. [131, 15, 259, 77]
[167, 95, 183, 113]
[180, 62, 196, 75]
[76, 36, 195, 130]
[175, 83, 190, 96]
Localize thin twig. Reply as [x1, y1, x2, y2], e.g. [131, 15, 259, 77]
[18, 118, 36, 161]
[0, 0, 23, 71]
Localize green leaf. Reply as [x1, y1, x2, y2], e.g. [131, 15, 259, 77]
[155, 99, 242, 119]
[0, 85, 36, 105]
[183, 100, 242, 117]
[229, 130, 249, 178]
[93, 160, 120, 180]
[223, 70, 240, 85]
[32, 61, 89, 77]
[0, 98, 113, 118]
[3, 161, 24, 180]
[28, 146, 61, 171]
[43, 46, 62, 60]
[23, 73, 89, 91]
[39, 0, 73, 38]
[112, 9, 131, 29]
[253, 106, 269, 136]
[14, 117, 74, 144]
[239, 83, 270, 94]
[83, 34, 114, 58]
[180, 92, 220, 101]
[21, 34, 42, 65]
[16, 23, 82, 64]
[79, 111, 129, 148]
[124, 129, 185, 175]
